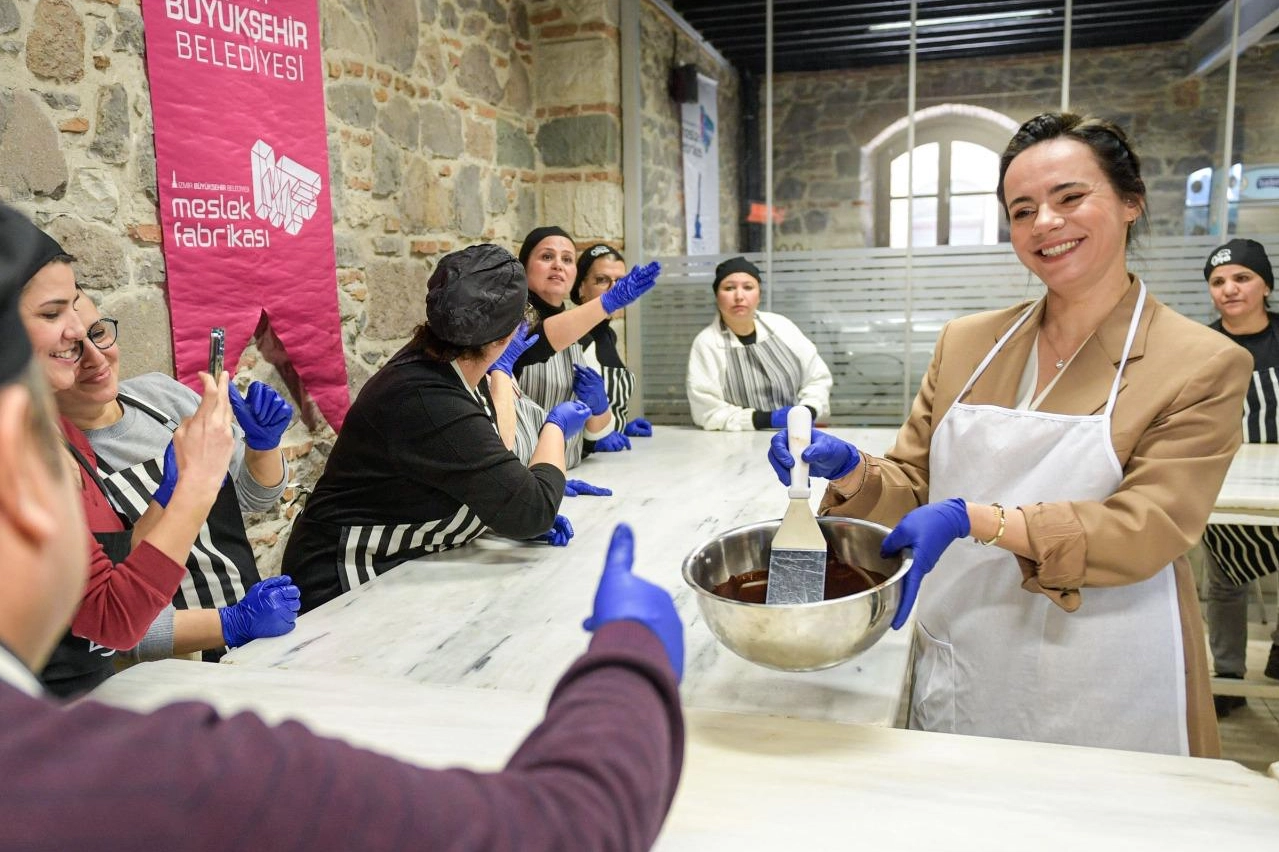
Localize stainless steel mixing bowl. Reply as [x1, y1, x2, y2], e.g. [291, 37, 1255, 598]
[682, 516, 912, 672]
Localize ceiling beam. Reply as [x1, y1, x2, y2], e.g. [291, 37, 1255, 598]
[1188, 0, 1279, 75]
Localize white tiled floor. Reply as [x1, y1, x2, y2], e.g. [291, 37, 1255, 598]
[1215, 626, 1279, 773]
[1218, 692, 1278, 773]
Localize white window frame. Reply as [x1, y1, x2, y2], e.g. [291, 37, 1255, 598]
[864, 105, 1020, 247]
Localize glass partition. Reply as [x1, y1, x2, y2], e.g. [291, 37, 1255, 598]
[631, 0, 1264, 427]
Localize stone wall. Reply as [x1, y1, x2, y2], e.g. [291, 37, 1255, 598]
[0, 0, 636, 574]
[768, 40, 1279, 249]
[638, 0, 740, 257]
[528, 0, 623, 244]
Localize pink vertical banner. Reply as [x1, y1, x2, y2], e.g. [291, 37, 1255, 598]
[141, 0, 348, 430]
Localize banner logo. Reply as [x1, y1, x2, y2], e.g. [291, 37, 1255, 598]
[251, 140, 321, 236]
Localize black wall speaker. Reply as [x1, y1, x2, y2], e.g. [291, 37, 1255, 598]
[668, 63, 700, 104]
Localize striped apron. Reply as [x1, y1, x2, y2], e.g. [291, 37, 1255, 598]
[601, 364, 635, 430]
[332, 364, 497, 595]
[511, 387, 546, 467]
[721, 315, 804, 411]
[514, 342, 585, 468]
[581, 324, 635, 429]
[1202, 348, 1279, 585]
[95, 392, 261, 610]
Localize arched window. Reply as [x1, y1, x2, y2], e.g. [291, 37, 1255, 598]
[865, 105, 1020, 248]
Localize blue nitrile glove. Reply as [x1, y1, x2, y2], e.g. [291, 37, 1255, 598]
[769, 407, 792, 428]
[535, 514, 574, 547]
[583, 524, 684, 682]
[218, 575, 302, 648]
[623, 418, 653, 438]
[593, 430, 632, 452]
[768, 427, 860, 486]
[600, 261, 662, 314]
[544, 400, 592, 438]
[881, 498, 971, 631]
[152, 440, 178, 508]
[228, 381, 294, 451]
[565, 478, 613, 498]
[572, 364, 610, 415]
[489, 321, 540, 377]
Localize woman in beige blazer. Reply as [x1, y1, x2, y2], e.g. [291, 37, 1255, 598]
[768, 113, 1251, 758]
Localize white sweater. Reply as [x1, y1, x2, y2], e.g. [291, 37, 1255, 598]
[685, 310, 833, 431]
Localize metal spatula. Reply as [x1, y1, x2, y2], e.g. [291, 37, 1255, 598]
[766, 406, 827, 605]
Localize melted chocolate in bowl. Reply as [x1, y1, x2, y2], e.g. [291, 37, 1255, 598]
[711, 554, 889, 604]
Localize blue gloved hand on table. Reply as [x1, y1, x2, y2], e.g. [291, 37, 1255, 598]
[880, 498, 971, 631]
[151, 440, 178, 508]
[229, 380, 294, 451]
[565, 478, 613, 498]
[600, 261, 661, 314]
[219, 575, 301, 648]
[535, 514, 574, 547]
[623, 418, 653, 438]
[544, 401, 592, 438]
[593, 430, 631, 452]
[489, 320, 539, 377]
[572, 364, 610, 416]
[582, 524, 684, 682]
[767, 427, 860, 486]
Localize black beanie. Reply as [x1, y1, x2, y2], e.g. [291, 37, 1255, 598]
[572, 243, 625, 304]
[712, 256, 761, 292]
[1204, 238, 1273, 289]
[0, 205, 50, 384]
[517, 226, 573, 268]
[426, 244, 528, 347]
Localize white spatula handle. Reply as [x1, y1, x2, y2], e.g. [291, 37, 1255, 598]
[787, 405, 812, 499]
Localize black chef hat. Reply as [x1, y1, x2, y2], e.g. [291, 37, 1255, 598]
[1204, 238, 1273, 289]
[712, 256, 761, 292]
[517, 225, 573, 268]
[0, 205, 58, 384]
[426, 244, 528, 347]
[571, 243, 625, 304]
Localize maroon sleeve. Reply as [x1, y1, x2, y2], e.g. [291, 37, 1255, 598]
[0, 622, 684, 851]
[71, 536, 186, 650]
[60, 417, 186, 650]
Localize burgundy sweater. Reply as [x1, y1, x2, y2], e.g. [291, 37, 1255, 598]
[62, 416, 186, 650]
[0, 622, 684, 851]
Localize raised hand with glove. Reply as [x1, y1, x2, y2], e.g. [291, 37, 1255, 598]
[489, 320, 540, 377]
[572, 364, 610, 416]
[767, 426, 860, 486]
[565, 478, 613, 498]
[228, 380, 294, 451]
[535, 514, 575, 547]
[599, 261, 662, 315]
[219, 575, 302, 647]
[623, 418, 653, 438]
[543, 400, 592, 438]
[582, 524, 684, 682]
[880, 498, 971, 630]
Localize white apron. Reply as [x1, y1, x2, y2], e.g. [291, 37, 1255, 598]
[913, 280, 1189, 755]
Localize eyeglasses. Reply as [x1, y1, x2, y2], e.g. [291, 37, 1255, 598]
[87, 317, 119, 351]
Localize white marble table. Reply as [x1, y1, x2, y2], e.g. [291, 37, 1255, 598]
[1213, 442, 1279, 518]
[91, 660, 1279, 849]
[225, 427, 913, 726]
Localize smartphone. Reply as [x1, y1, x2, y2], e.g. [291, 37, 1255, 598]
[208, 327, 226, 377]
